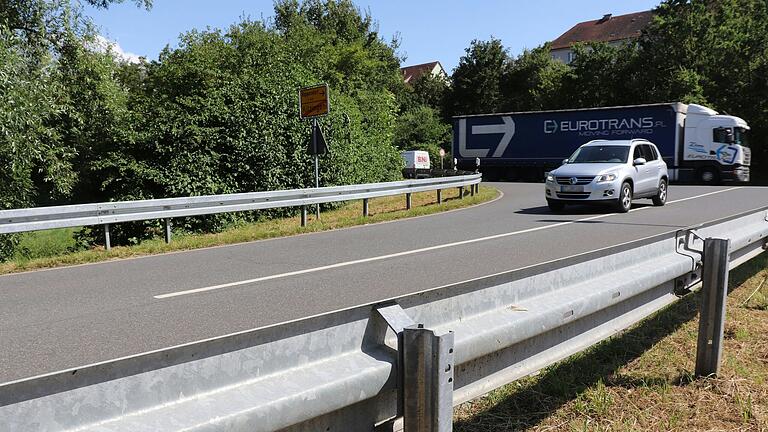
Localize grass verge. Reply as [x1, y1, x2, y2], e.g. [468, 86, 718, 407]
[2, 185, 498, 275]
[454, 253, 768, 431]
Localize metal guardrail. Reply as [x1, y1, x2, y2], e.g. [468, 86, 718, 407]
[2, 206, 767, 431]
[0, 174, 482, 248]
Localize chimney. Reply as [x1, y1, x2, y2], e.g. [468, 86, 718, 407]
[599, 14, 612, 23]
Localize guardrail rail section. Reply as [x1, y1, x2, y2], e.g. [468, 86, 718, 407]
[0, 174, 482, 248]
[1, 207, 767, 431]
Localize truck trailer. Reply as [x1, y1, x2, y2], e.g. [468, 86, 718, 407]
[453, 103, 751, 183]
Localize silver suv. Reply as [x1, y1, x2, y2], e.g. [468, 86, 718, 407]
[545, 139, 668, 213]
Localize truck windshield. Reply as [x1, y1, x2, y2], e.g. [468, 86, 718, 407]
[568, 146, 630, 164]
[734, 127, 749, 147]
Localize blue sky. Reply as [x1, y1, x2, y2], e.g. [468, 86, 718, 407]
[87, 0, 660, 72]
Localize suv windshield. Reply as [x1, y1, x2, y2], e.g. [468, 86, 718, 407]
[568, 146, 630, 164]
[734, 127, 749, 147]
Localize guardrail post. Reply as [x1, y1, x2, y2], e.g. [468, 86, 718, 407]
[406, 193, 412, 210]
[301, 206, 307, 227]
[436, 190, 442, 205]
[458, 187, 464, 199]
[164, 218, 172, 244]
[403, 325, 454, 432]
[363, 198, 369, 217]
[695, 237, 730, 377]
[104, 224, 111, 251]
[470, 184, 475, 197]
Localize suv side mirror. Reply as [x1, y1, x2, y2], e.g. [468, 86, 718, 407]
[633, 157, 647, 166]
[562, 158, 569, 165]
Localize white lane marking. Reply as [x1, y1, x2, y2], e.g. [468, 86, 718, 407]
[154, 187, 741, 299]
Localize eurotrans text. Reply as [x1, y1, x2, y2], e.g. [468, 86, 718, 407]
[544, 117, 666, 137]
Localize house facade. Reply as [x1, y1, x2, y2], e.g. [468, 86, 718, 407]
[550, 11, 654, 64]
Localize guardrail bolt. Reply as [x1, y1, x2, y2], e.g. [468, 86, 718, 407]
[363, 198, 369, 217]
[301, 206, 308, 227]
[104, 224, 111, 251]
[164, 218, 172, 244]
[695, 237, 730, 377]
[437, 189, 442, 204]
[406, 193, 412, 210]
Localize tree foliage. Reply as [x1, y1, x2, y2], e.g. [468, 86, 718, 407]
[446, 38, 509, 116]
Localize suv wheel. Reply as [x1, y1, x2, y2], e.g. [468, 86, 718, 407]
[547, 199, 565, 212]
[615, 182, 632, 213]
[652, 179, 667, 206]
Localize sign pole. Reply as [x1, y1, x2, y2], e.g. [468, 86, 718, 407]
[313, 118, 320, 219]
[299, 83, 330, 221]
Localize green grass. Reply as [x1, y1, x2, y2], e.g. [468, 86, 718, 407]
[454, 253, 768, 431]
[13, 227, 79, 261]
[0, 186, 498, 275]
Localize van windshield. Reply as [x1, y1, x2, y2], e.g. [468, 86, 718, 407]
[568, 146, 630, 164]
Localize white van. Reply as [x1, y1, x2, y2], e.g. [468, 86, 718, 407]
[401, 150, 431, 179]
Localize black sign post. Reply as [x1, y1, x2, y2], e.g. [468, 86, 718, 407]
[308, 119, 329, 218]
[299, 84, 330, 220]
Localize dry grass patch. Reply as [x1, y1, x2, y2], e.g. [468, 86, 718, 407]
[454, 254, 768, 432]
[0, 185, 498, 275]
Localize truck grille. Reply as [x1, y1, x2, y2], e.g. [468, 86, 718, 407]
[556, 176, 595, 185]
[743, 148, 751, 166]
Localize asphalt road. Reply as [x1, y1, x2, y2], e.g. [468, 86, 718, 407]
[1, 183, 767, 383]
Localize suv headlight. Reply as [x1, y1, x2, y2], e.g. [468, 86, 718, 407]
[546, 173, 555, 183]
[597, 173, 617, 183]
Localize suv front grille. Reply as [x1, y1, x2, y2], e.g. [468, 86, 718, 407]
[556, 176, 595, 185]
[556, 192, 591, 199]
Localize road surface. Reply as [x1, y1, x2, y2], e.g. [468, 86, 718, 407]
[1, 183, 767, 383]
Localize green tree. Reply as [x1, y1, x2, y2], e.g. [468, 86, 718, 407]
[446, 38, 509, 116]
[634, 0, 768, 181]
[394, 106, 451, 166]
[500, 44, 567, 112]
[87, 6, 404, 242]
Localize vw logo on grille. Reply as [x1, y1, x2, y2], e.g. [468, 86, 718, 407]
[569, 177, 578, 185]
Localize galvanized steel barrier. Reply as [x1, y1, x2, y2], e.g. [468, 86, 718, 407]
[0, 174, 481, 248]
[2, 206, 767, 431]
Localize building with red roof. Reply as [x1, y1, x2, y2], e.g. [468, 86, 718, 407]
[400, 61, 448, 84]
[550, 11, 654, 63]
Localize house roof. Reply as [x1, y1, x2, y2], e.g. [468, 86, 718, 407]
[400, 61, 445, 84]
[550, 11, 654, 50]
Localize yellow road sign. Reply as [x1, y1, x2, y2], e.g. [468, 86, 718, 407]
[299, 84, 330, 119]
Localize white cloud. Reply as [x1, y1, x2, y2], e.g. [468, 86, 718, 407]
[92, 35, 143, 64]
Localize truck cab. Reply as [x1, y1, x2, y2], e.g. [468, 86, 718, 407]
[682, 104, 750, 183]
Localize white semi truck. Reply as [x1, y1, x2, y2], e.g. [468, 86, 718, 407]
[454, 102, 751, 183]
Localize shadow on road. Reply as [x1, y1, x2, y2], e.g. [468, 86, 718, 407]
[515, 203, 654, 216]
